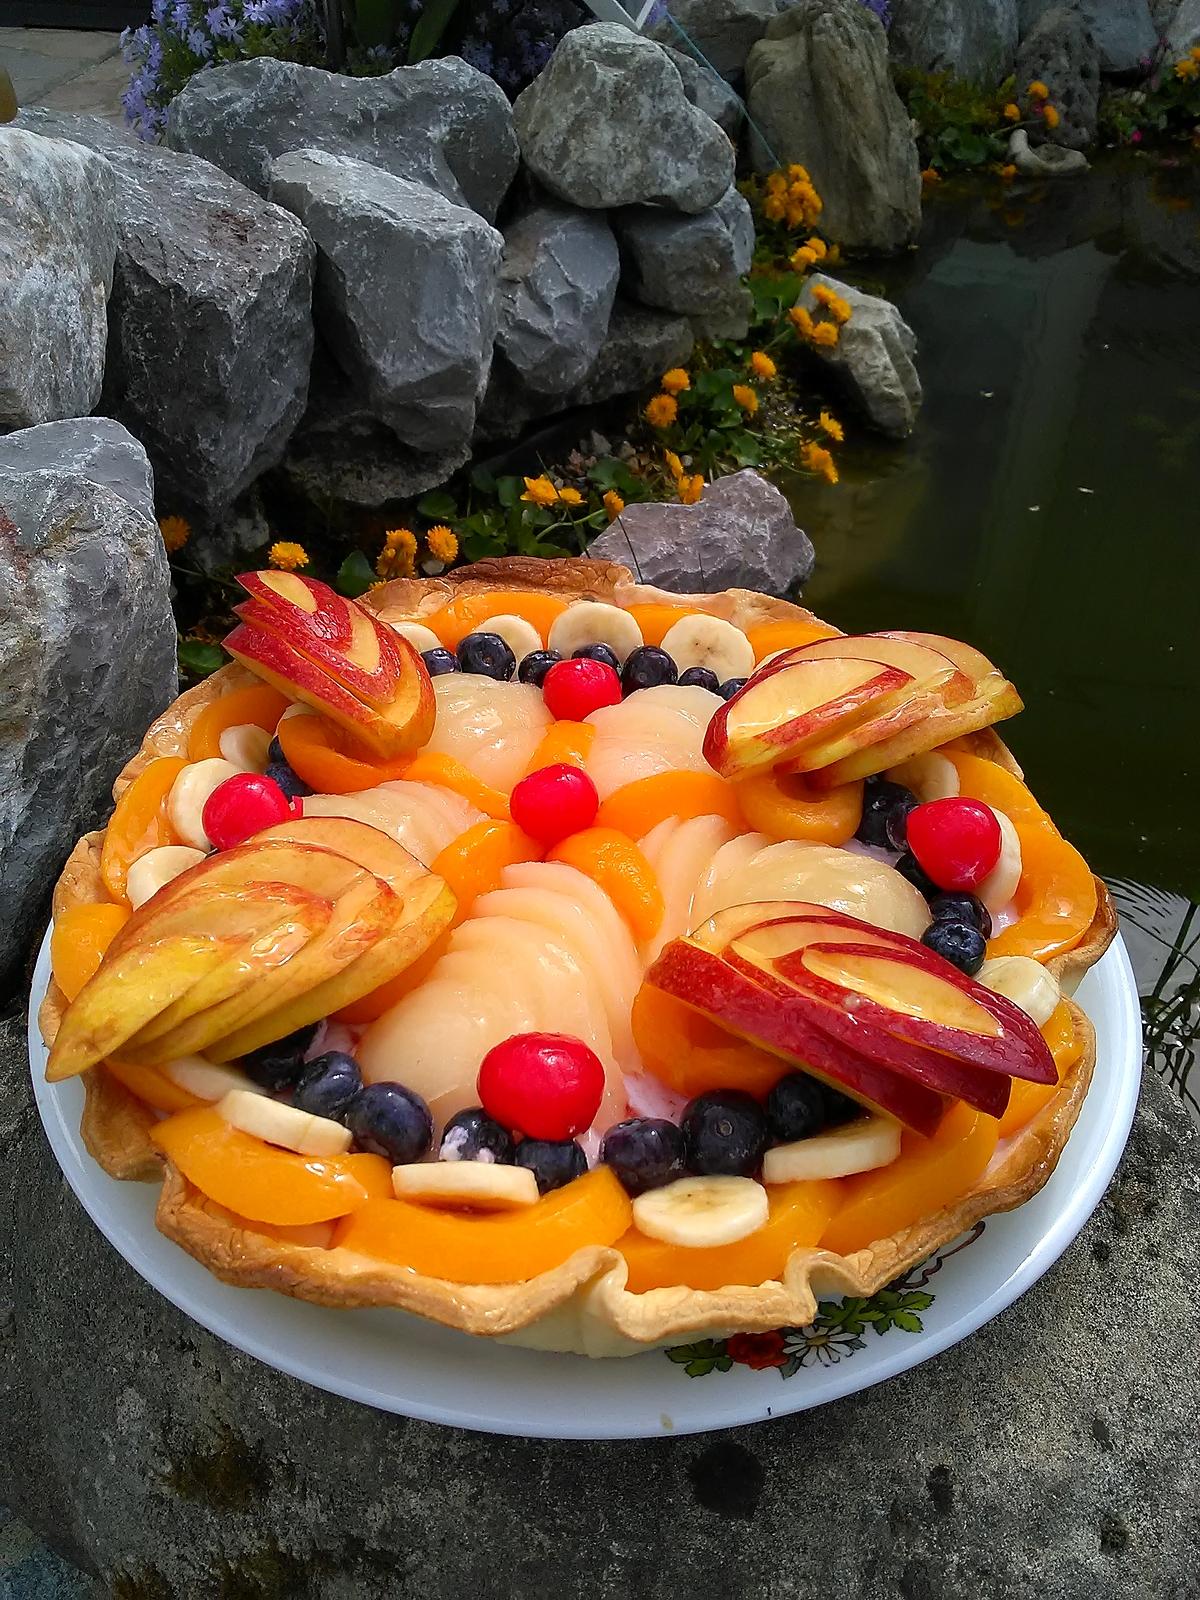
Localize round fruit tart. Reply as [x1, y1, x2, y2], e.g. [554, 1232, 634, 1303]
[39, 557, 1116, 1357]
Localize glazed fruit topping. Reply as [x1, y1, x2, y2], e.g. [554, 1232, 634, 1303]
[573, 642, 622, 673]
[241, 1023, 320, 1092]
[855, 776, 918, 851]
[518, 649, 562, 688]
[457, 631, 516, 680]
[542, 657, 622, 721]
[201, 771, 295, 850]
[929, 891, 992, 939]
[439, 1106, 516, 1165]
[477, 1031, 606, 1140]
[718, 676, 747, 700]
[514, 1137, 588, 1194]
[921, 919, 987, 975]
[292, 1050, 363, 1119]
[677, 665, 720, 693]
[766, 1071, 857, 1144]
[681, 1090, 770, 1178]
[600, 1117, 687, 1195]
[421, 646, 460, 677]
[264, 736, 312, 800]
[508, 763, 599, 845]
[905, 797, 1003, 892]
[621, 646, 679, 694]
[344, 1081, 434, 1164]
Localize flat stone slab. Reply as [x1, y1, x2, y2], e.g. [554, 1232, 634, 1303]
[2, 1003, 1196, 1597]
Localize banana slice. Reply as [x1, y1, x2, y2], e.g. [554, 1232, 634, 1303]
[886, 752, 959, 802]
[216, 1088, 352, 1157]
[660, 615, 754, 683]
[218, 723, 273, 772]
[391, 1161, 539, 1212]
[389, 620, 442, 654]
[277, 703, 313, 725]
[763, 1116, 900, 1184]
[978, 808, 1022, 913]
[632, 1174, 768, 1247]
[167, 758, 243, 851]
[548, 601, 644, 664]
[126, 844, 207, 909]
[977, 955, 1061, 1027]
[474, 614, 543, 663]
[162, 1055, 266, 1101]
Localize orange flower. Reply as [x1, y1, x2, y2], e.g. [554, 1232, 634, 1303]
[763, 193, 786, 223]
[790, 244, 818, 270]
[921, 166, 941, 186]
[1179, 56, 1200, 80]
[677, 473, 704, 506]
[425, 524, 458, 563]
[376, 528, 416, 579]
[1003, 102, 1020, 122]
[660, 368, 690, 395]
[999, 163, 1017, 182]
[1042, 104, 1060, 130]
[269, 540, 309, 572]
[732, 383, 759, 416]
[749, 350, 777, 380]
[800, 441, 838, 485]
[818, 410, 843, 442]
[556, 487, 584, 507]
[787, 163, 811, 183]
[603, 490, 625, 521]
[810, 321, 839, 349]
[521, 475, 558, 508]
[788, 304, 814, 337]
[663, 449, 684, 480]
[158, 514, 190, 553]
[1028, 80, 1049, 100]
[644, 393, 678, 429]
[803, 235, 827, 261]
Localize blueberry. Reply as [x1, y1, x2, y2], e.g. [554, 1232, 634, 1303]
[514, 1137, 587, 1194]
[518, 649, 562, 688]
[573, 642, 621, 673]
[718, 677, 748, 701]
[345, 1082, 433, 1164]
[857, 777, 918, 850]
[439, 1107, 515, 1165]
[265, 759, 311, 801]
[457, 632, 516, 680]
[930, 891, 992, 940]
[681, 1090, 769, 1177]
[600, 1117, 686, 1195]
[292, 1050, 362, 1120]
[677, 665, 720, 694]
[267, 736, 285, 764]
[765, 1073, 828, 1143]
[241, 1024, 320, 1092]
[922, 919, 987, 976]
[422, 646, 459, 677]
[621, 646, 678, 695]
[895, 850, 941, 900]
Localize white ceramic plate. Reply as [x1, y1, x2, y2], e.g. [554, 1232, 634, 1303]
[27, 929, 1141, 1439]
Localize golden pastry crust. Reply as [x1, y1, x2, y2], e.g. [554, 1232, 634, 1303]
[38, 559, 1118, 1353]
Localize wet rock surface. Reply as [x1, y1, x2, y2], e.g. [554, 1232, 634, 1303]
[647, 0, 779, 80]
[889, 0, 1019, 83]
[2, 1021, 1195, 1598]
[614, 186, 754, 340]
[1016, 6, 1103, 150]
[1018, 0, 1156, 75]
[795, 273, 922, 439]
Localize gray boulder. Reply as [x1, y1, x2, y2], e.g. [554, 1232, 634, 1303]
[590, 468, 814, 595]
[0, 425, 176, 989]
[167, 56, 518, 223]
[0, 127, 116, 430]
[18, 107, 315, 522]
[745, 0, 921, 256]
[1016, 7, 1101, 150]
[497, 204, 620, 395]
[795, 273, 922, 439]
[665, 46, 745, 138]
[648, 0, 778, 79]
[569, 299, 696, 407]
[1018, 0, 1156, 74]
[513, 25, 734, 214]
[1166, 0, 1200, 53]
[889, 0, 1019, 83]
[614, 186, 754, 341]
[270, 149, 502, 456]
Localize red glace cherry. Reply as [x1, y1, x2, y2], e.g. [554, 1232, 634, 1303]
[478, 1032, 606, 1140]
[202, 772, 292, 850]
[541, 657, 622, 722]
[509, 763, 599, 845]
[905, 797, 1003, 892]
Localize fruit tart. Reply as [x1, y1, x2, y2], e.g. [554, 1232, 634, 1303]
[39, 557, 1116, 1357]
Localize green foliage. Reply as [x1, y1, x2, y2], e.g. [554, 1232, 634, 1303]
[665, 1340, 734, 1377]
[177, 638, 226, 681]
[1100, 53, 1200, 145]
[406, 0, 462, 61]
[896, 68, 1016, 171]
[335, 550, 377, 598]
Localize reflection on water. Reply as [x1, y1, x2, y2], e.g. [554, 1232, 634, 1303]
[1109, 876, 1200, 1123]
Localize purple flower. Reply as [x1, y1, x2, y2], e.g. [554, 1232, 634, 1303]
[460, 35, 496, 74]
[205, 3, 242, 40]
[186, 24, 214, 54]
[171, 0, 192, 28]
[243, 0, 276, 22]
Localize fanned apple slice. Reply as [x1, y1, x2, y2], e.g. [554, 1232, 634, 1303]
[644, 941, 946, 1135]
[256, 815, 427, 893]
[702, 659, 914, 781]
[206, 873, 458, 1061]
[690, 901, 918, 955]
[763, 635, 977, 706]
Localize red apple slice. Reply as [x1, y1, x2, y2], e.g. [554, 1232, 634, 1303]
[645, 939, 946, 1135]
[871, 630, 1002, 687]
[703, 658, 914, 781]
[765, 635, 976, 706]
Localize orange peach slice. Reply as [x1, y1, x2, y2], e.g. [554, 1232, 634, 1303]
[595, 770, 745, 835]
[51, 903, 131, 1002]
[548, 827, 665, 945]
[735, 769, 863, 845]
[187, 684, 290, 762]
[99, 756, 188, 904]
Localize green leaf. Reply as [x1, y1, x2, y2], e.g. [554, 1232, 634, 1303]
[417, 490, 458, 521]
[470, 465, 497, 494]
[892, 1311, 924, 1333]
[178, 639, 225, 678]
[406, 0, 462, 61]
[335, 550, 377, 598]
[496, 475, 521, 509]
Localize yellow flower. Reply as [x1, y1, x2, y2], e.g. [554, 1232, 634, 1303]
[645, 393, 679, 429]
[819, 410, 844, 442]
[521, 475, 559, 507]
[556, 486, 584, 507]
[603, 490, 625, 521]
[787, 163, 810, 183]
[749, 350, 777, 380]
[766, 171, 788, 196]
[788, 304, 814, 338]
[158, 515, 190, 553]
[825, 243, 841, 267]
[810, 320, 840, 349]
[800, 441, 839, 485]
[663, 448, 684, 480]
[1042, 103, 1060, 129]
[425, 524, 458, 563]
[1175, 56, 1200, 79]
[790, 244, 818, 270]
[829, 294, 852, 326]
[732, 383, 759, 416]
[921, 166, 941, 185]
[269, 540, 309, 572]
[376, 527, 417, 579]
[677, 473, 704, 506]
[1003, 102, 1020, 121]
[812, 282, 835, 307]
[661, 368, 691, 395]
[1192, 43, 1200, 59]
[803, 236, 827, 261]
[999, 162, 1017, 182]
[1028, 80, 1049, 99]
[763, 193, 786, 223]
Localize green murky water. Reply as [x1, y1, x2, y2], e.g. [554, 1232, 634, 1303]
[787, 155, 1200, 902]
